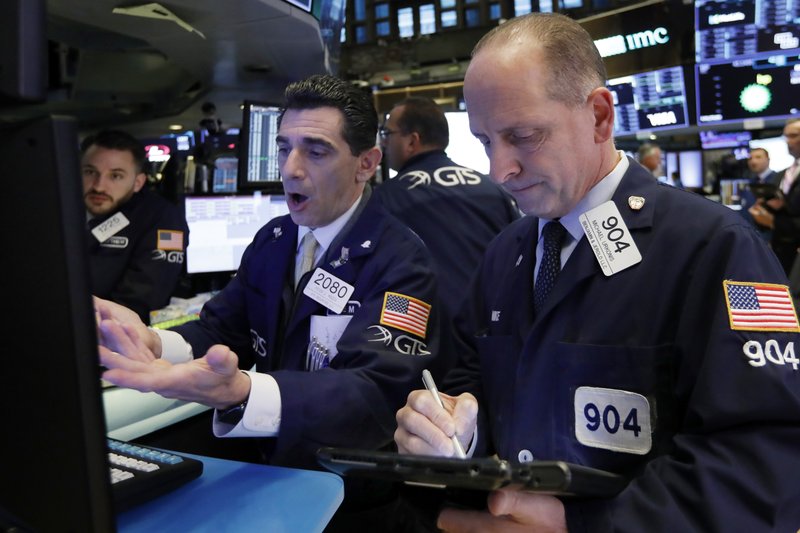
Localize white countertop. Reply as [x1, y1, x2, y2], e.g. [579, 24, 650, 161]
[103, 386, 211, 441]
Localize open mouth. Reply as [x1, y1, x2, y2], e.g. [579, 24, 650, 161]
[288, 192, 309, 208]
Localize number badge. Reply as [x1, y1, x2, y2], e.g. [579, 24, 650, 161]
[574, 386, 652, 455]
[303, 268, 355, 314]
[579, 201, 642, 276]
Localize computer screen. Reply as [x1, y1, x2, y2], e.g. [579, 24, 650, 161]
[607, 65, 691, 137]
[444, 111, 489, 175]
[0, 117, 115, 531]
[699, 130, 752, 149]
[694, 0, 800, 125]
[238, 101, 283, 191]
[213, 156, 239, 193]
[185, 193, 291, 274]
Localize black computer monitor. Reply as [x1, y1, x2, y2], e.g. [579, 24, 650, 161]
[606, 65, 691, 137]
[237, 100, 284, 192]
[0, 116, 115, 531]
[694, 0, 800, 125]
[184, 192, 291, 274]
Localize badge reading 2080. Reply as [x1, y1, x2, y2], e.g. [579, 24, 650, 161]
[579, 201, 641, 277]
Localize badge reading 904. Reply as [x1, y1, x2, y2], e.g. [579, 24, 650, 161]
[579, 201, 642, 276]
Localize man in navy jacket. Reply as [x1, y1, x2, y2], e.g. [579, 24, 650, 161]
[375, 96, 519, 317]
[83, 130, 188, 323]
[96, 75, 445, 477]
[395, 13, 800, 532]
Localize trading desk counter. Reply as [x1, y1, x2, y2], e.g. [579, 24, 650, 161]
[118, 452, 344, 532]
[103, 384, 211, 441]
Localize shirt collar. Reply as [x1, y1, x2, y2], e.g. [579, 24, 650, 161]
[297, 193, 363, 254]
[538, 150, 629, 242]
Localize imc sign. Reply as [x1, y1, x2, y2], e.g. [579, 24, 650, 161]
[580, 1, 693, 78]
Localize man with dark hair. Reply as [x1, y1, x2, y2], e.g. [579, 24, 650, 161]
[375, 96, 519, 316]
[94, 75, 445, 512]
[395, 12, 800, 531]
[82, 129, 188, 323]
[742, 146, 780, 240]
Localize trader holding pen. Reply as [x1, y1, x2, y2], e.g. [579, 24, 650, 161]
[395, 13, 800, 532]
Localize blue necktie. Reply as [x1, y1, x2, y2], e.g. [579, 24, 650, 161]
[534, 221, 567, 313]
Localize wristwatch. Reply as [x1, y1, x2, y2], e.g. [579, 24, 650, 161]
[217, 399, 248, 424]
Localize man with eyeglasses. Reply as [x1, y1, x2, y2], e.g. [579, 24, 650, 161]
[375, 96, 520, 319]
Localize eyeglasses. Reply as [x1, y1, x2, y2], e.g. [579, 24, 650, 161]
[378, 127, 399, 140]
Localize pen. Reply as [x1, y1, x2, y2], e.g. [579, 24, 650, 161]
[421, 369, 466, 459]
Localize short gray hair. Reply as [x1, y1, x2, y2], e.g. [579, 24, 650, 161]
[472, 13, 607, 107]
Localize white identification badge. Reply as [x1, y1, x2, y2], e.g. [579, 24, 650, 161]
[303, 268, 355, 314]
[574, 386, 652, 455]
[579, 201, 641, 276]
[91, 212, 130, 243]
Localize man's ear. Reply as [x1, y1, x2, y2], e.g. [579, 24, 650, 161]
[588, 87, 615, 144]
[133, 172, 147, 192]
[356, 146, 382, 183]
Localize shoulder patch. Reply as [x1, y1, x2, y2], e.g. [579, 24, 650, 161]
[380, 292, 431, 339]
[723, 280, 800, 332]
[157, 229, 184, 251]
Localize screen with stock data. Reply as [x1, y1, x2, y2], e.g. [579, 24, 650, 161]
[185, 193, 290, 274]
[695, 0, 800, 124]
[607, 66, 690, 136]
[238, 102, 282, 189]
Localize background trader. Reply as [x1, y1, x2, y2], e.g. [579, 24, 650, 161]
[375, 96, 520, 316]
[82, 129, 188, 323]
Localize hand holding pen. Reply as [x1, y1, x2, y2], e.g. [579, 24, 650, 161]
[422, 369, 467, 459]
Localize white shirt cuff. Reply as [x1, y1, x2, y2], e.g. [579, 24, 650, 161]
[152, 328, 193, 364]
[213, 370, 282, 438]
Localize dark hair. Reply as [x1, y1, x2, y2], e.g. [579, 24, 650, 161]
[280, 74, 378, 156]
[80, 129, 146, 174]
[393, 97, 449, 148]
[473, 13, 607, 107]
[749, 146, 769, 159]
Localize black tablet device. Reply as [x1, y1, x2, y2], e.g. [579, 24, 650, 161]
[749, 182, 780, 200]
[316, 447, 627, 498]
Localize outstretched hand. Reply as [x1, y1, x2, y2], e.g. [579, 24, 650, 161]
[100, 339, 251, 410]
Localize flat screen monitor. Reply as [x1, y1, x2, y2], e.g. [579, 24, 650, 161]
[695, 0, 800, 63]
[607, 65, 691, 137]
[185, 193, 291, 274]
[0, 116, 115, 531]
[699, 130, 752, 149]
[694, 0, 800, 125]
[238, 101, 283, 191]
[665, 150, 704, 190]
[695, 53, 800, 125]
[444, 111, 489, 175]
[213, 156, 239, 193]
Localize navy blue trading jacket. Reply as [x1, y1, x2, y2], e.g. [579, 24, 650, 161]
[374, 150, 520, 317]
[445, 159, 800, 531]
[174, 192, 444, 469]
[87, 188, 188, 323]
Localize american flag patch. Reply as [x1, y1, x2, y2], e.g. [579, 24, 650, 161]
[723, 280, 800, 332]
[380, 292, 431, 339]
[157, 230, 184, 251]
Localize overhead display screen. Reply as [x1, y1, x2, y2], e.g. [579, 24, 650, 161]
[607, 66, 690, 136]
[694, 0, 800, 124]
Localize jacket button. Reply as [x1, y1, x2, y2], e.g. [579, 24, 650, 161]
[518, 449, 534, 463]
